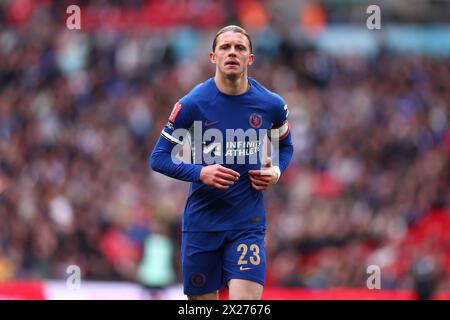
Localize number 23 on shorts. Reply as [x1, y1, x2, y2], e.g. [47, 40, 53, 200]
[237, 243, 261, 270]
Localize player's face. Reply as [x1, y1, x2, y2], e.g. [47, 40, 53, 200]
[210, 31, 254, 78]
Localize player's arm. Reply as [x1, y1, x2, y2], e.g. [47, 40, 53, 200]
[267, 103, 293, 175]
[150, 101, 240, 188]
[150, 100, 203, 182]
[249, 103, 293, 190]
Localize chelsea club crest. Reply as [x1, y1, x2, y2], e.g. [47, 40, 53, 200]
[249, 113, 262, 128]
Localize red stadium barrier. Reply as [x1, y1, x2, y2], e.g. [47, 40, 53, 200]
[220, 287, 450, 300]
[0, 281, 45, 300]
[1, 281, 450, 299]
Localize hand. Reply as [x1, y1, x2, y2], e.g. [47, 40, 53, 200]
[248, 158, 281, 191]
[199, 164, 240, 190]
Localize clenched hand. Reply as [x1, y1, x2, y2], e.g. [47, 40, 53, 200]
[199, 164, 240, 190]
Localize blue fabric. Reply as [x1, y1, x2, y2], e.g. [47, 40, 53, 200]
[181, 227, 266, 295]
[150, 77, 293, 232]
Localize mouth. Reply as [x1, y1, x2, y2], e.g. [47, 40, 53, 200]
[225, 61, 240, 67]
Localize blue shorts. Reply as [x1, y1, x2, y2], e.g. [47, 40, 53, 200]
[181, 227, 266, 296]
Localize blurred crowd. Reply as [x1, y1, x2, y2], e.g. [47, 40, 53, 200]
[0, 1, 449, 297]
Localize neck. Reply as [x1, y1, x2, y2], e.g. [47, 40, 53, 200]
[214, 73, 249, 95]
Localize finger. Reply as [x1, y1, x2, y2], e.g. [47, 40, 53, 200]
[249, 175, 270, 184]
[248, 170, 262, 176]
[264, 157, 272, 167]
[216, 172, 238, 181]
[213, 182, 230, 190]
[251, 182, 268, 190]
[214, 178, 235, 186]
[249, 174, 271, 181]
[218, 166, 240, 178]
[249, 169, 272, 176]
[249, 176, 269, 187]
[259, 169, 273, 176]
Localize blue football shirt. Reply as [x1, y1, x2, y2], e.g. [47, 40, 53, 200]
[153, 77, 292, 232]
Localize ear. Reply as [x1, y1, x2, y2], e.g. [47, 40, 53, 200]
[247, 53, 255, 66]
[209, 52, 216, 64]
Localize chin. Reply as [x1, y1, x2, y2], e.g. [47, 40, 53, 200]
[222, 69, 243, 78]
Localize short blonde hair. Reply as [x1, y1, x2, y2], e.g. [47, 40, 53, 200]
[212, 25, 253, 53]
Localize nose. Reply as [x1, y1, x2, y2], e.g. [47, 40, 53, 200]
[228, 47, 237, 56]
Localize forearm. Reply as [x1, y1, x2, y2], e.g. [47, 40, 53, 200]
[272, 133, 293, 174]
[150, 136, 203, 183]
